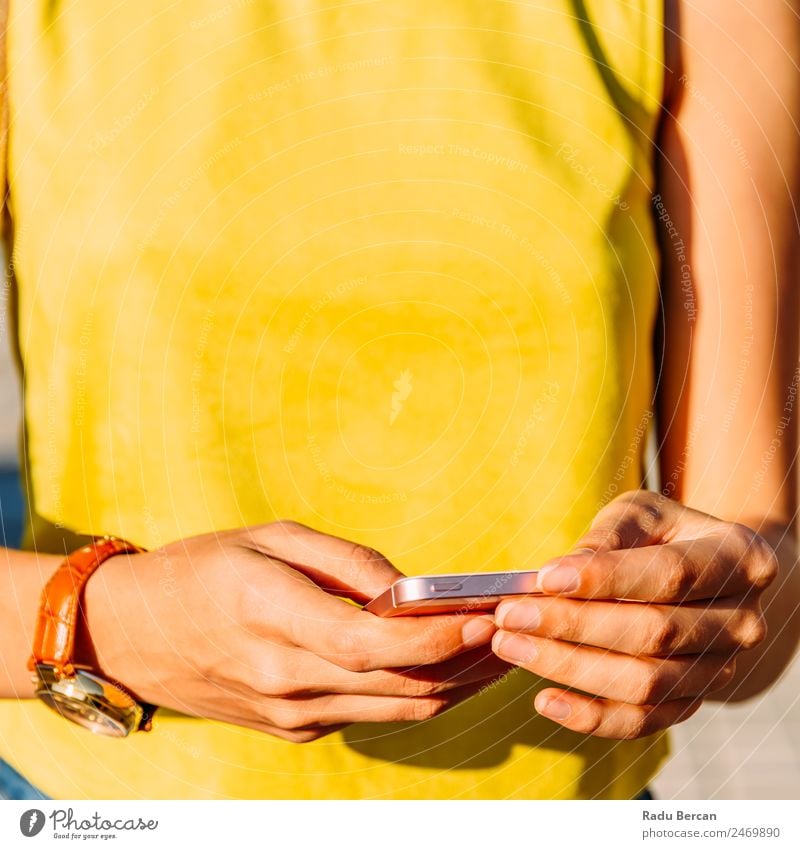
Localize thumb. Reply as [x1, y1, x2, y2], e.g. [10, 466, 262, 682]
[567, 490, 675, 557]
[534, 491, 672, 594]
[243, 521, 405, 602]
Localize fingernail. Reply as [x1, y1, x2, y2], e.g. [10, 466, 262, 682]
[536, 694, 571, 720]
[492, 632, 538, 664]
[537, 564, 580, 594]
[461, 615, 496, 648]
[495, 600, 541, 631]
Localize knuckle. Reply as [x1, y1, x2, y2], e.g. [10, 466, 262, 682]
[329, 628, 374, 672]
[573, 517, 627, 556]
[631, 665, 666, 705]
[629, 497, 663, 532]
[251, 670, 291, 698]
[545, 644, 582, 684]
[717, 659, 737, 688]
[703, 659, 736, 693]
[249, 655, 310, 698]
[569, 703, 604, 736]
[546, 608, 579, 642]
[625, 705, 662, 739]
[335, 653, 373, 674]
[729, 521, 757, 551]
[270, 519, 306, 535]
[587, 491, 666, 552]
[263, 726, 298, 742]
[746, 531, 780, 590]
[272, 706, 310, 731]
[233, 648, 289, 696]
[661, 551, 694, 600]
[234, 587, 268, 634]
[286, 729, 325, 743]
[643, 610, 681, 656]
[612, 490, 663, 518]
[703, 659, 737, 694]
[344, 541, 393, 591]
[727, 524, 778, 587]
[241, 520, 307, 554]
[408, 697, 448, 722]
[399, 674, 441, 698]
[576, 527, 612, 552]
[267, 726, 324, 743]
[734, 610, 768, 650]
[642, 490, 670, 512]
[348, 541, 388, 565]
[596, 526, 625, 552]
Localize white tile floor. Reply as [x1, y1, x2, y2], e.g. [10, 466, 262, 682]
[654, 655, 800, 799]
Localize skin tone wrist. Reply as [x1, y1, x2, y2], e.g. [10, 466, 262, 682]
[79, 548, 144, 690]
[0, 549, 63, 699]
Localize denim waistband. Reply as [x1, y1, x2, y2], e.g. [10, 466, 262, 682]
[0, 759, 49, 800]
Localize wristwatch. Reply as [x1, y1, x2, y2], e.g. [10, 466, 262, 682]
[27, 536, 157, 737]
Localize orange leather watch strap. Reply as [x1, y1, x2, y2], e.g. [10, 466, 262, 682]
[28, 537, 144, 679]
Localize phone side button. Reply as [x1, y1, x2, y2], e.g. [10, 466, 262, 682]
[431, 580, 464, 593]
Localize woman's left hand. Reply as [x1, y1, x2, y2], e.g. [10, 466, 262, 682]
[492, 490, 779, 739]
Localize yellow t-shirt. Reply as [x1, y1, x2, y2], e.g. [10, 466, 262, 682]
[1, 0, 668, 798]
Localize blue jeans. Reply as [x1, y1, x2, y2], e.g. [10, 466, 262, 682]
[0, 759, 49, 800]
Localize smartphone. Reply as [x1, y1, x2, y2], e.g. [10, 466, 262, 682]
[364, 570, 541, 617]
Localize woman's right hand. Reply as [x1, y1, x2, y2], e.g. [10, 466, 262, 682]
[82, 521, 506, 741]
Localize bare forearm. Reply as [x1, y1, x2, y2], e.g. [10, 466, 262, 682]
[0, 548, 62, 698]
[656, 1, 800, 701]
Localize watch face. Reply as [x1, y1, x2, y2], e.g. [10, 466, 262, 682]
[33, 666, 142, 738]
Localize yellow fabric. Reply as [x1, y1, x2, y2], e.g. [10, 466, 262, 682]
[1, 0, 669, 798]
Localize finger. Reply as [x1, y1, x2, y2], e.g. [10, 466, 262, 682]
[491, 631, 737, 703]
[235, 642, 512, 698]
[312, 647, 511, 698]
[572, 490, 721, 555]
[242, 554, 497, 670]
[200, 706, 347, 743]
[381, 648, 513, 697]
[532, 688, 704, 739]
[261, 679, 498, 730]
[240, 520, 403, 601]
[494, 595, 768, 656]
[330, 645, 511, 696]
[572, 491, 677, 554]
[141, 681, 344, 743]
[534, 528, 776, 602]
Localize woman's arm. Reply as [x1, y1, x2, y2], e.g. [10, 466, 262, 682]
[2, 525, 504, 740]
[0, 549, 61, 697]
[487, 1, 800, 738]
[656, 0, 800, 698]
